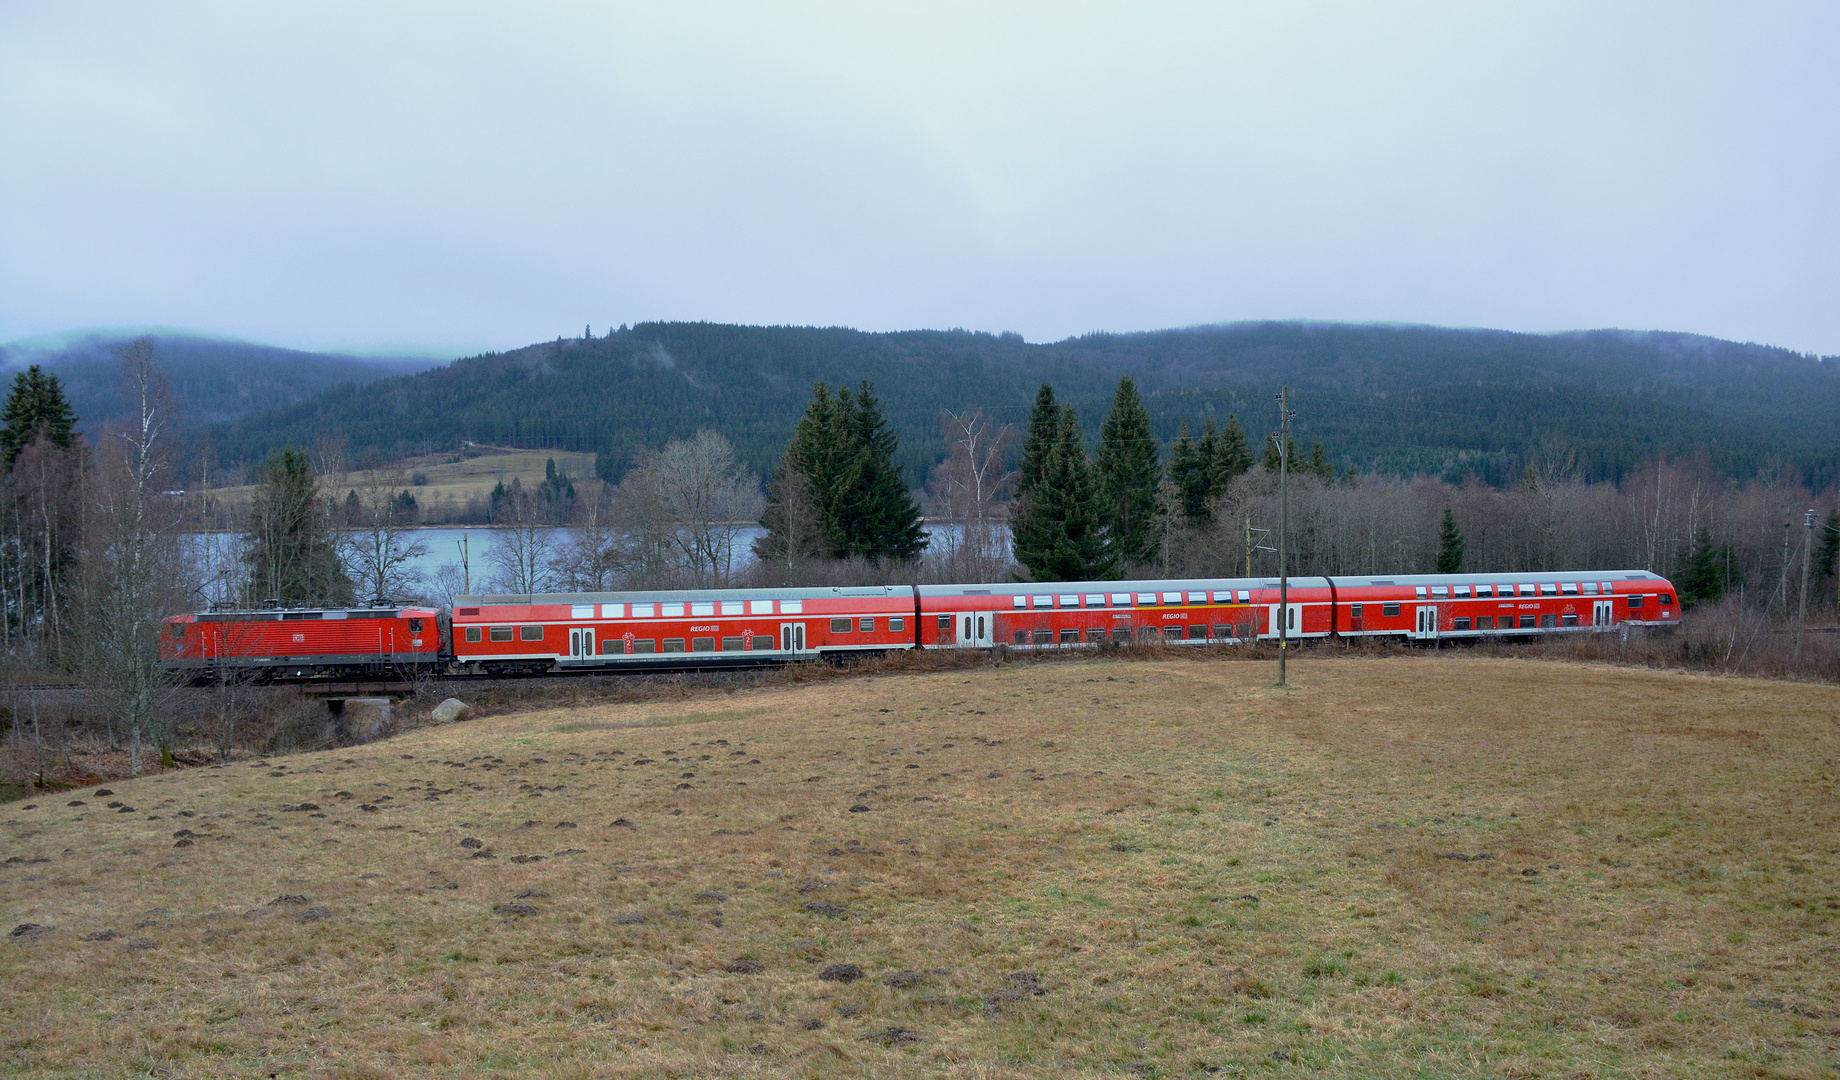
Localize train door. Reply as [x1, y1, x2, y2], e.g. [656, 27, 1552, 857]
[779, 622, 809, 656]
[960, 612, 992, 648]
[1593, 599, 1613, 627]
[1266, 603, 1302, 640]
[1413, 605, 1439, 640]
[569, 628, 595, 658]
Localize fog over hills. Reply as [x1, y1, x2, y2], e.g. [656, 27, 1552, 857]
[0, 330, 441, 434]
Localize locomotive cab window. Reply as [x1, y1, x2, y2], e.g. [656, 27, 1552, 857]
[1661, 593, 1675, 606]
[465, 627, 482, 642]
[409, 618, 424, 632]
[170, 622, 185, 638]
[1627, 595, 1644, 609]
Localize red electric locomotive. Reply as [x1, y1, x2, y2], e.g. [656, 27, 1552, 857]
[161, 606, 443, 681]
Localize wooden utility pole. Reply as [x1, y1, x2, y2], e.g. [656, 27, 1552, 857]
[1275, 387, 1294, 688]
[1798, 508, 1813, 658]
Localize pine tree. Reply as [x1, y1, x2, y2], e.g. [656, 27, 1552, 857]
[1016, 383, 1060, 501]
[1435, 507, 1465, 573]
[1209, 414, 1253, 490]
[244, 447, 354, 606]
[1819, 509, 1840, 584]
[1013, 406, 1110, 581]
[1679, 527, 1737, 607]
[1167, 422, 1211, 524]
[1095, 376, 1160, 568]
[1306, 442, 1334, 481]
[0, 364, 78, 468]
[831, 381, 926, 562]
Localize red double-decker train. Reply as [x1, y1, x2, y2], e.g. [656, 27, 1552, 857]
[162, 570, 1677, 681]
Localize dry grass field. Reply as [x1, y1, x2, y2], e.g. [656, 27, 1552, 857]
[2, 655, 1837, 1079]
[193, 447, 599, 517]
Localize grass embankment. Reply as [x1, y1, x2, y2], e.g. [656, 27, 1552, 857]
[1, 657, 1835, 1078]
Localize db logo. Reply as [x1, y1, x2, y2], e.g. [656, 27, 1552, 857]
[292, 633, 306, 643]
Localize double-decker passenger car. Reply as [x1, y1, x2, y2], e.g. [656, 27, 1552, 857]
[161, 606, 442, 681]
[449, 586, 915, 674]
[916, 571, 1678, 649]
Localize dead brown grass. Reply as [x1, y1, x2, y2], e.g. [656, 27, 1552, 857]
[2, 655, 1836, 1078]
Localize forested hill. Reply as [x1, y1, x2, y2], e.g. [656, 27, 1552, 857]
[201, 322, 1840, 488]
[0, 331, 437, 434]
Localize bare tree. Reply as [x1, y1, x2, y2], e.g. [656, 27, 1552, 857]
[924, 409, 1016, 583]
[612, 431, 762, 588]
[77, 339, 188, 775]
[486, 486, 556, 596]
[550, 485, 631, 591]
[339, 467, 428, 604]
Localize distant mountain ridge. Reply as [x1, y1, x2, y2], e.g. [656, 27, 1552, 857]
[194, 321, 1839, 489]
[0, 330, 440, 433]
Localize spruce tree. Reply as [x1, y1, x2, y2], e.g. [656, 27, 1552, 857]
[1435, 507, 1465, 573]
[1167, 422, 1211, 524]
[1095, 376, 1160, 569]
[1016, 383, 1060, 501]
[1819, 509, 1840, 586]
[1679, 527, 1737, 607]
[831, 381, 926, 562]
[244, 447, 354, 606]
[0, 364, 78, 468]
[1209, 414, 1253, 490]
[1013, 406, 1110, 581]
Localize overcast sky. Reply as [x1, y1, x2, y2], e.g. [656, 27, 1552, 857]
[2, 2, 1836, 358]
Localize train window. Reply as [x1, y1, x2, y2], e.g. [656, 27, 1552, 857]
[1187, 624, 1207, 639]
[1661, 593, 1674, 606]
[1085, 628, 1107, 642]
[1059, 629, 1079, 644]
[1475, 584, 1492, 598]
[1182, 592, 1201, 605]
[859, 617, 875, 632]
[169, 622, 185, 638]
[1137, 592, 1157, 605]
[1138, 627, 1159, 642]
[465, 627, 482, 642]
[1560, 582, 1578, 595]
[1561, 613, 1579, 627]
[1453, 586, 1469, 598]
[1160, 625, 1180, 641]
[571, 605, 594, 619]
[408, 618, 424, 632]
[1431, 585, 1448, 598]
[831, 618, 852, 633]
[631, 639, 656, 653]
[1013, 629, 1028, 645]
[1027, 629, 1048, 645]
[1237, 590, 1250, 603]
[632, 603, 655, 617]
[601, 603, 625, 618]
[1382, 602, 1400, 617]
[519, 625, 544, 641]
[1161, 592, 1181, 605]
[1453, 617, 1471, 630]
[1581, 582, 1598, 594]
[1112, 627, 1132, 643]
[1112, 593, 1133, 606]
[937, 614, 952, 631]
[1518, 615, 1536, 628]
[489, 627, 513, 642]
[1350, 603, 1363, 618]
[659, 603, 683, 617]
[781, 600, 803, 614]
[1087, 593, 1107, 607]
[663, 638, 686, 653]
[1539, 583, 1557, 596]
[1212, 591, 1231, 603]
[1515, 583, 1532, 596]
[722, 636, 744, 651]
[1626, 594, 1644, 608]
[1059, 594, 1079, 607]
[750, 600, 773, 614]
[602, 639, 622, 654]
[1032, 595, 1052, 609]
[888, 617, 904, 632]
[1540, 614, 1557, 628]
[1213, 624, 1232, 639]
[692, 637, 715, 652]
[1415, 586, 1428, 599]
[691, 603, 714, 617]
[720, 601, 743, 616]
[1013, 595, 1027, 608]
[1475, 616, 1492, 630]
